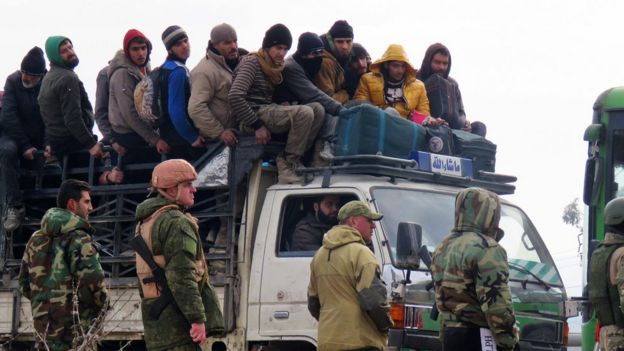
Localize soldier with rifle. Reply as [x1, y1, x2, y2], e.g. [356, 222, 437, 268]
[132, 159, 223, 350]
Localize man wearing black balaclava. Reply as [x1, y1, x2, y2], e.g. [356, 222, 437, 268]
[291, 195, 340, 251]
[273, 32, 345, 166]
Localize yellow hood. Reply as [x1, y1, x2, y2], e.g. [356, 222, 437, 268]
[370, 44, 416, 78]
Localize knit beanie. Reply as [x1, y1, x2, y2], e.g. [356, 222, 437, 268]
[350, 43, 369, 59]
[210, 23, 237, 44]
[123, 29, 152, 56]
[45, 36, 71, 67]
[262, 23, 292, 50]
[162, 25, 188, 50]
[328, 20, 354, 39]
[21, 47, 47, 76]
[296, 32, 324, 56]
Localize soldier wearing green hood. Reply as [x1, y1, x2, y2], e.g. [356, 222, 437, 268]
[18, 179, 108, 351]
[431, 187, 518, 351]
[134, 159, 224, 351]
[589, 197, 624, 351]
[38, 36, 104, 161]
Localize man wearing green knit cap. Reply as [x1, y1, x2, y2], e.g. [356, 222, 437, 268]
[38, 36, 105, 162]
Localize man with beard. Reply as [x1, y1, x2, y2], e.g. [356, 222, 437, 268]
[107, 29, 169, 165]
[315, 20, 355, 104]
[39, 36, 105, 161]
[345, 43, 371, 99]
[228, 24, 324, 184]
[189, 23, 242, 147]
[273, 32, 344, 165]
[355, 44, 431, 119]
[0, 47, 46, 231]
[18, 179, 108, 351]
[160, 25, 204, 160]
[291, 195, 340, 251]
[417, 43, 486, 136]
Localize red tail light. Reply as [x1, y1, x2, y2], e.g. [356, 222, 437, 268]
[563, 322, 569, 346]
[389, 302, 404, 329]
[595, 320, 601, 343]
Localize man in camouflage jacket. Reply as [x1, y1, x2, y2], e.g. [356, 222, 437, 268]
[431, 187, 518, 351]
[18, 179, 108, 351]
[136, 159, 224, 351]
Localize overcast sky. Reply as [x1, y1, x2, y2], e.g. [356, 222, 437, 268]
[3, 0, 621, 297]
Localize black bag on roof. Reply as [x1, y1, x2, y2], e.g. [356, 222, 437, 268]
[424, 125, 454, 155]
[451, 129, 496, 173]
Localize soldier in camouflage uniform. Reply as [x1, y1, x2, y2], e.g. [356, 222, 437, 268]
[18, 179, 108, 351]
[589, 197, 624, 351]
[135, 159, 224, 351]
[431, 187, 518, 351]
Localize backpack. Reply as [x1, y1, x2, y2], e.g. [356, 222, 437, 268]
[134, 66, 170, 127]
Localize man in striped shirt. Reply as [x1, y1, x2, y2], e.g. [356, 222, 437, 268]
[228, 23, 324, 184]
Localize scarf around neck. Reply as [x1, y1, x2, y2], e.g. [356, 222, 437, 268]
[252, 48, 284, 86]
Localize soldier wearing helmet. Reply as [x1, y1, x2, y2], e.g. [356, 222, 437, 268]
[589, 197, 624, 351]
[134, 159, 223, 350]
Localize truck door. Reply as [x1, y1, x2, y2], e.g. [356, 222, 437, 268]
[257, 190, 359, 340]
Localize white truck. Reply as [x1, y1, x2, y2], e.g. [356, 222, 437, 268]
[0, 137, 573, 350]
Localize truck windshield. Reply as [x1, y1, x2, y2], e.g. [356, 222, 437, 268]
[372, 187, 563, 287]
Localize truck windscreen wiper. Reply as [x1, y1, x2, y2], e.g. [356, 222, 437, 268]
[508, 262, 553, 291]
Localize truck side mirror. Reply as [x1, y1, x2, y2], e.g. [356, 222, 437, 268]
[395, 222, 422, 270]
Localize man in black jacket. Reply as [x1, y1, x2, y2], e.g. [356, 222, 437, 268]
[291, 195, 339, 251]
[0, 47, 47, 232]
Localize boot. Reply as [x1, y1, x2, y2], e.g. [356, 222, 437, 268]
[320, 140, 334, 160]
[311, 139, 330, 168]
[3, 207, 24, 232]
[276, 154, 304, 184]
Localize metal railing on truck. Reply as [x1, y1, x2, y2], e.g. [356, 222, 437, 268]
[0, 136, 282, 336]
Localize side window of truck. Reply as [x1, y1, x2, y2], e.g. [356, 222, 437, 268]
[277, 193, 358, 257]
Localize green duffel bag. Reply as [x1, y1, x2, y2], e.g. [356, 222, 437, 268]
[335, 104, 426, 159]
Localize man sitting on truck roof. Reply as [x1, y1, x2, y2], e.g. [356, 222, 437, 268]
[159, 25, 205, 161]
[344, 42, 371, 99]
[189, 23, 242, 148]
[105, 29, 167, 182]
[228, 23, 324, 184]
[0, 47, 47, 232]
[38, 36, 106, 162]
[272, 32, 345, 166]
[314, 20, 354, 104]
[18, 179, 108, 351]
[417, 43, 487, 136]
[291, 194, 339, 251]
[354, 44, 431, 119]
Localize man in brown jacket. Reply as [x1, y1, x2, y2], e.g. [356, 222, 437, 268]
[314, 20, 354, 104]
[308, 200, 393, 350]
[189, 23, 242, 147]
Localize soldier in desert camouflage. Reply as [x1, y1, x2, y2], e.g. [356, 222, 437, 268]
[18, 179, 108, 351]
[431, 187, 518, 351]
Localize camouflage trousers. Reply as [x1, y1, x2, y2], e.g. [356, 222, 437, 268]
[256, 102, 325, 157]
[600, 325, 624, 351]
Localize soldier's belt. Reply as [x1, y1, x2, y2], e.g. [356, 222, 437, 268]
[441, 313, 481, 328]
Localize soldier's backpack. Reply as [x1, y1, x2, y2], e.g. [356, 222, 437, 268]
[134, 66, 170, 127]
[335, 104, 426, 159]
[451, 129, 497, 174]
[424, 74, 463, 129]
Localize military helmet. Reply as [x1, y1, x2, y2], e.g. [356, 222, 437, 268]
[605, 197, 624, 226]
[151, 159, 197, 189]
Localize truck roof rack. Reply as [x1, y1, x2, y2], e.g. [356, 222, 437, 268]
[300, 154, 516, 195]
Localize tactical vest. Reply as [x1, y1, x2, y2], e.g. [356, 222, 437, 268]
[135, 204, 207, 299]
[589, 242, 624, 327]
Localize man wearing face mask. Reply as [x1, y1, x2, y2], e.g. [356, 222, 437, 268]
[273, 32, 345, 166]
[0, 47, 47, 232]
[431, 187, 518, 351]
[291, 195, 340, 251]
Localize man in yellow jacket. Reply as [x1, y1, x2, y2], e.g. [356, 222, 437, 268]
[308, 200, 393, 351]
[355, 44, 430, 119]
